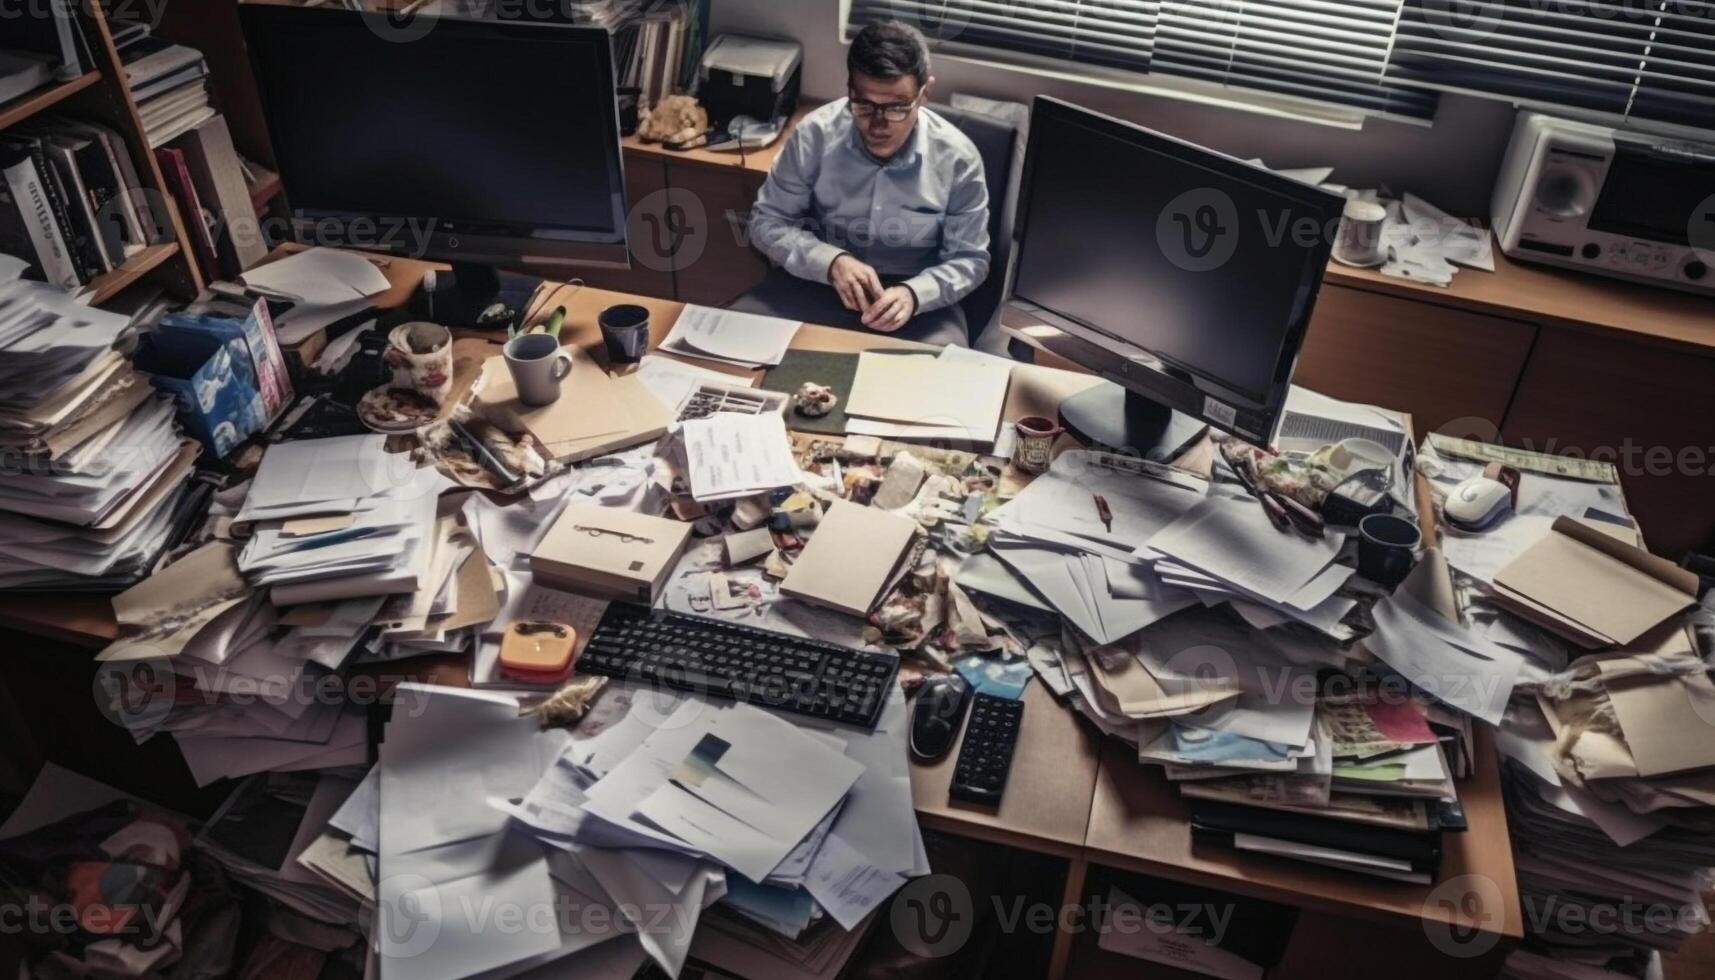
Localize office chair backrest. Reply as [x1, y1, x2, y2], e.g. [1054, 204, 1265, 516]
[930, 103, 1018, 345]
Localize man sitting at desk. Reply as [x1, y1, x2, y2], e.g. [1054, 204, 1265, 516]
[733, 21, 990, 348]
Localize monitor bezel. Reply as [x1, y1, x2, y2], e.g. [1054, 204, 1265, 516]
[238, 6, 631, 271]
[1008, 96, 1344, 445]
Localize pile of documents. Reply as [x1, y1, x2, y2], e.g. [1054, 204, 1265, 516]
[1493, 611, 1715, 979]
[972, 444, 1359, 647]
[1395, 434, 1714, 977]
[240, 247, 392, 346]
[97, 541, 373, 786]
[235, 434, 446, 607]
[974, 450, 1208, 644]
[1145, 488, 1359, 640]
[368, 681, 923, 980]
[843, 347, 1013, 445]
[0, 254, 201, 590]
[673, 410, 802, 503]
[660, 304, 802, 368]
[1034, 593, 1467, 883]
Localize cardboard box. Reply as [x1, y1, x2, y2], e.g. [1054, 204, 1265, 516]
[530, 505, 691, 604]
[1491, 516, 1699, 648]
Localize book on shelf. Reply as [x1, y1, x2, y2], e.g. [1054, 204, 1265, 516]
[174, 115, 266, 276]
[0, 49, 55, 105]
[7, 0, 93, 83]
[157, 144, 220, 282]
[1, 116, 166, 287]
[0, 144, 79, 289]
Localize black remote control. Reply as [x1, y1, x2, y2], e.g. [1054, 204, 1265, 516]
[949, 694, 1024, 806]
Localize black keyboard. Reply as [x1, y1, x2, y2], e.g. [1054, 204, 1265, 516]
[577, 603, 900, 730]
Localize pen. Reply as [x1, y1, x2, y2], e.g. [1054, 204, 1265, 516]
[1093, 493, 1113, 533]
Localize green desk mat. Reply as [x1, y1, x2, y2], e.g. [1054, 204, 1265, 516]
[762, 347, 936, 436]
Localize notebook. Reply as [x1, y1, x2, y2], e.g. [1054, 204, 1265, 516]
[780, 500, 918, 617]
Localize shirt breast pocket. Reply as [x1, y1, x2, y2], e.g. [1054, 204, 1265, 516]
[894, 204, 945, 248]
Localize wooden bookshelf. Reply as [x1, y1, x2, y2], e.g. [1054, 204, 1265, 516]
[0, 1, 203, 304]
[81, 242, 181, 305]
[0, 72, 100, 130]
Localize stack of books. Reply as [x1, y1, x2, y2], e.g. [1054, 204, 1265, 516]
[110, 19, 266, 280]
[110, 18, 213, 148]
[0, 115, 166, 291]
[0, 255, 202, 590]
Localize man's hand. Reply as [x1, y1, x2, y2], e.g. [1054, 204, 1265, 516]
[862, 285, 917, 333]
[829, 254, 884, 312]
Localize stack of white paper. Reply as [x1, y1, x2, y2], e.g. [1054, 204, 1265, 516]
[0, 254, 199, 589]
[1145, 489, 1358, 639]
[843, 348, 1012, 445]
[970, 451, 1208, 645]
[500, 683, 926, 977]
[235, 435, 447, 605]
[678, 412, 802, 502]
[376, 685, 635, 980]
[94, 543, 377, 785]
[660, 304, 802, 368]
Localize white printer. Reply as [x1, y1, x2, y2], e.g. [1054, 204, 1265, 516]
[699, 34, 803, 149]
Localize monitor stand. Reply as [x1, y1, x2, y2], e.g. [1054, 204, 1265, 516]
[415, 263, 543, 330]
[1058, 381, 1209, 463]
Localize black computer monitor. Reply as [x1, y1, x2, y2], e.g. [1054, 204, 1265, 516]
[239, 7, 629, 318]
[1008, 97, 1345, 458]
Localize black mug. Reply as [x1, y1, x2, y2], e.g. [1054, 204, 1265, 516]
[1358, 513, 1421, 588]
[598, 304, 650, 364]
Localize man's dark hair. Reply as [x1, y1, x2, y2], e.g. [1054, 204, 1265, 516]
[848, 21, 931, 88]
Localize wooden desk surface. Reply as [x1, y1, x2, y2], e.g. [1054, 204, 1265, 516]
[0, 274, 1525, 922]
[1325, 248, 1715, 356]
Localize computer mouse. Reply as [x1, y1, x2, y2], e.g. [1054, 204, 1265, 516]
[1445, 476, 1514, 531]
[910, 675, 972, 762]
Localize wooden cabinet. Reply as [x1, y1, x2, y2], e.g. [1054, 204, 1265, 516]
[666, 166, 770, 308]
[584, 152, 771, 307]
[1302, 272, 1715, 560]
[1298, 284, 1538, 442]
[1503, 330, 1715, 558]
[576, 154, 677, 300]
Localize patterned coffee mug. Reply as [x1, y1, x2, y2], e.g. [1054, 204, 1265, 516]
[1012, 416, 1063, 474]
[384, 322, 454, 405]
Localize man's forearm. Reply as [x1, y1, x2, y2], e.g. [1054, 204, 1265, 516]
[751, 213, 847, 284]
[901, 252, 991, 315]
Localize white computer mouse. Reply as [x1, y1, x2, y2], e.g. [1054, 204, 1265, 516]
[1445, 476, 1514, 531]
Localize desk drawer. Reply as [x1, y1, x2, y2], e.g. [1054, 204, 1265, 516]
[1297, 284, 1537, 441]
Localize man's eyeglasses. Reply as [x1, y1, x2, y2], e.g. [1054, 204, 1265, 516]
[848, 94, 920, 123]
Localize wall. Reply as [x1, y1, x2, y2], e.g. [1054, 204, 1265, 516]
[710, 0, 1518, 216]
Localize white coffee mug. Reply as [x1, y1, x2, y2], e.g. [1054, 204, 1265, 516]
[1333, 199, 1389, 267]
[504, 333, 574, 407]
